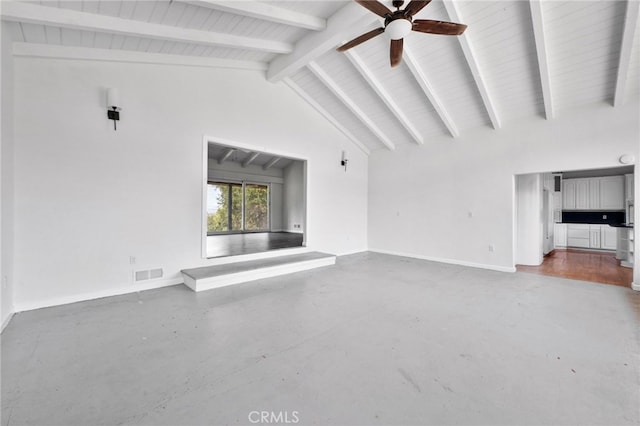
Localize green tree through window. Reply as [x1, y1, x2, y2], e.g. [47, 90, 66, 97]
[207, 182, 269, 233]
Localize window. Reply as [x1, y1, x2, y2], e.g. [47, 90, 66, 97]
[207, 182, 269, 234]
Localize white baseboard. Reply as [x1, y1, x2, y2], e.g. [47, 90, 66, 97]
[632, 282, 640, 291]
[13, 277, 183, 313]
[1, 311, 14, 333]
[368, 248, 517, 273]
[284, 229, 304, 234]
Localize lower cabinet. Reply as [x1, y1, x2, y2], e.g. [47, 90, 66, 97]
[589, 225, 601, 249]
[561, 223, 617, 250]
[601, 226, 617, 250]
[554, 223, 567, 247]
[567, 224, 590, 248]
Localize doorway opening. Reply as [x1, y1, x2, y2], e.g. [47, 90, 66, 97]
[514, 165, 634, 287]
[202, 139, 307, 259]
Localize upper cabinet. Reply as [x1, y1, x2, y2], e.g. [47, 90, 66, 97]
[563, 176, 624, 210]
[625, 174, 634, 202]
[599, 176, 625, 209]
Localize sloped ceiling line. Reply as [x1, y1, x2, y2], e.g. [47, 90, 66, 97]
[283, 78, 371, 156]
[344, 49, 425, 145]
[529, 0, 555, 120]
[308, 61, 396, 150]
[442, 0, 502, 129]
[403, 46, 460, 138]
[614, 0, 640, 107]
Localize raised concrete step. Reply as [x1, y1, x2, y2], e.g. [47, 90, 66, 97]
[181, 251, 336, 292]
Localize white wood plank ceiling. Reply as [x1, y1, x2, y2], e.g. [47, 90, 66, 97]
[3, 0, 639, 154]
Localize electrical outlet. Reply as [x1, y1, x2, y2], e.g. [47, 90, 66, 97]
[468, 211, 473, 218]
[2, 276, 7, 289]
[129, 256, 136, 265]
[488, 245, 495, 252]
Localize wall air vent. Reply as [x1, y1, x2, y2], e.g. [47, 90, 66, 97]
[133, 268, 164, 283]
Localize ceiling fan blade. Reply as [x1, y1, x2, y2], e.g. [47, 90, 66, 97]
[390, 38, 403, 67]
[337, 27, 385, 52]
[404, 0, 432, 17]
[412, 19, 467, 35]
[355, 0, 393, 18]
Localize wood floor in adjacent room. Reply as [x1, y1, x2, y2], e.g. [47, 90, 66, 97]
[516, 249, 633, 287]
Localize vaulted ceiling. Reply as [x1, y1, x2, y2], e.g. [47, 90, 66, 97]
[2, 0, 639, 154]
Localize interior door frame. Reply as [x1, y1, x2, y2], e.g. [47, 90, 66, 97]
[201, 135, 308, 259]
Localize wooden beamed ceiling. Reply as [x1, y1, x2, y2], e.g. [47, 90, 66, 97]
[2, 0, 638, 154]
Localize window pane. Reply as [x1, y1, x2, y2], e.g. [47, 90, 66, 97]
[230, 184, 243, 231]
[244, 184, 269, 231]
[207, 183, 229, 233]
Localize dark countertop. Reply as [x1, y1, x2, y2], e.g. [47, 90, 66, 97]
[556, 222, 634, 228]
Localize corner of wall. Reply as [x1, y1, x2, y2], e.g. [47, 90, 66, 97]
[1, 17, 16, 330]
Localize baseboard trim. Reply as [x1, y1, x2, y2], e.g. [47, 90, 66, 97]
[369, 249, 517, 273]
[632, 282, 640, 291]
[1, 312, 14, 333]
[13, 278, 183, 313]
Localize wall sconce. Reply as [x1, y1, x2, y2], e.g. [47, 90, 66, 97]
[106, 88, 121, 130]
[341, 150, 349, 171]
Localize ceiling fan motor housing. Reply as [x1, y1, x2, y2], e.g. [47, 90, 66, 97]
[392, 0, 405, 8]
[385, 11, 413, 40]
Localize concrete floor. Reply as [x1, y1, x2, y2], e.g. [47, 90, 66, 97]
[2, 252, 639, 425]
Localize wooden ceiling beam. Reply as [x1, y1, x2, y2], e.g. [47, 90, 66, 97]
[403, 47, 459, 138]
[182, 1, 326, 31]
[308, 61, 395, 151]
[284, 78, 371, 155]
[442, 0, 501, 129]
[613, 0, 640, 107]
[344, 50, 424, 145]
[267, 2, 377, 82]
[218, 148, 235, 165]
[242, 152, 260, 168]
[529, 0, 555, 119]
[1, 2, 292, 54]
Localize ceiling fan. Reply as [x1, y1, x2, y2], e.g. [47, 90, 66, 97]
[337, 0, 467, 67]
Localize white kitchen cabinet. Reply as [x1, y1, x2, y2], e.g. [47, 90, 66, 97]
[567, 224, 590, 248]
[563, 176, 624, 210]
[625, 174, 634, 202]
[575, 179, 590, 209]
[601, 225, 617, 250]
[554, 223, 567, 247]
[589, 225, 601, 249]
[599, 176, 625, 210]
[563, 180, 576, 210]
[588, 179, 600, 209]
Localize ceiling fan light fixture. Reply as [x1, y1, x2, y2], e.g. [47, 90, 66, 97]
[385, 18, 412, 40]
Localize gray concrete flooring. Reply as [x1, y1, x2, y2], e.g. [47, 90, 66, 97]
[2, 252, 639, 426]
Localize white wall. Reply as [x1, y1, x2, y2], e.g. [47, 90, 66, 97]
[515, 174, 543, 266]
[1, 19, 15, 330]
[283, 161, 305, 233]
[368, 102, 640, 273]
[11, 57, 368, 311]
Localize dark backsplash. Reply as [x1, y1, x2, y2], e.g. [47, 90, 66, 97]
[562, 211, 625, 224]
